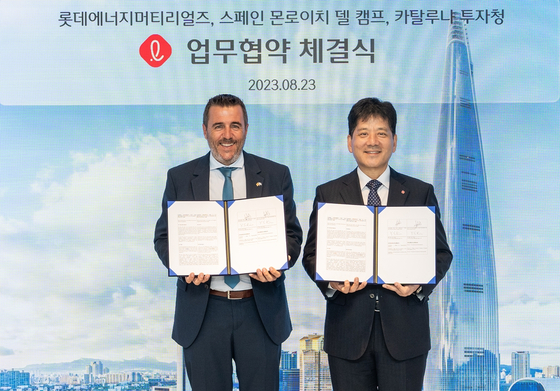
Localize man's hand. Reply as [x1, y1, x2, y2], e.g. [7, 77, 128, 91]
[185, 272, 211, 285]
[249, 267, 282, 282]
[248, 255, 290, 283]
[382, 282, 420, 297]
[330, 277, 367, 294]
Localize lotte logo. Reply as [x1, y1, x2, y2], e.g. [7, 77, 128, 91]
[140, 34, 172, 67]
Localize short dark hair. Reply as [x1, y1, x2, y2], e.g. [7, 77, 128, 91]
[348, 97, 397, 136]
[203, 94, 248, 127]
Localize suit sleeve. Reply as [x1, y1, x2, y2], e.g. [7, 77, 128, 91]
[420, 184, 453, 298]
[302, 186, 331, 296]
[281, 166, 303, 268]
[153, 169, 175, 269]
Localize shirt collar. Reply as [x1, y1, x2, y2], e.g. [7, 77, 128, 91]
[357, 166, 391, 191]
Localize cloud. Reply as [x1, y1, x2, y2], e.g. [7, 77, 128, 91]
[499, 300, 560, 367]
[495, 231, 560, 307]
[0, 215, 28, 235]
[546, 247, 560, 261]
[0, 347, 15, 356]
[0, 130, 206, 367]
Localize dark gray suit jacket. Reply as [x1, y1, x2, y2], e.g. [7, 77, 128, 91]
[154, 151, 303, 348]
[302, 168, 452, 361]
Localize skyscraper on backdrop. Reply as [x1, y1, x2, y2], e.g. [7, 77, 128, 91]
[280, 351, 299, 391]
[425, 13, 500, 391]
[511, 351, 531, 382]
[299, 335, 331, 391]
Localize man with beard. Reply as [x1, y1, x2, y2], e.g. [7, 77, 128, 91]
[154, 94, 302, 391]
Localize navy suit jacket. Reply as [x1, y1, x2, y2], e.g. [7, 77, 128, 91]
[302, 168, 452, 361]
[154, 151, 303, 348]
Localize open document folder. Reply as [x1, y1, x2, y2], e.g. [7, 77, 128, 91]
[315, 203, 436, 284]
[167, 195, 288, 277]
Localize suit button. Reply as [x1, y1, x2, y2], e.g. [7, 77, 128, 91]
[369, 294, 375, 299]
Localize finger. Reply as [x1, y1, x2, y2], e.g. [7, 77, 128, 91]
[263, 268, 279, 282]
[382, 284, 397, 292]
[252, 269, 267, 283]
[192, 272, 205, 286]
[260, 268, 272, 281]
[400, 285, 418, 297]
[394, 283, 414, 296]
[348, 277, 362, 293]
[391, 283, 412, 297]
[186, 273, 195, 284]
[408, 284, 420, 295]
[258, 268, 270, 281]
[265, 273, 277, 282]
[269, 267, 281, 278]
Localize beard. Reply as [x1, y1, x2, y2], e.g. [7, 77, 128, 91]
[209, 137, 244, 165]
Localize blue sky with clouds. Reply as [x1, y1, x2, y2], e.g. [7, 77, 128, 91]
[1, 0, 559, 370]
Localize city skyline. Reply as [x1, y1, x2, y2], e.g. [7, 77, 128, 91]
[3, 345, 558, 391]
[3, 344, 557, 374]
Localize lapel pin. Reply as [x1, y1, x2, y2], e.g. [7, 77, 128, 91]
[256, 182, 262, 187]
[401, 190, 405, 194]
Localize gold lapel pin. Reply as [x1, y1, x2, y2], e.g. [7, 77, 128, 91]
[256, 182, 262, 187]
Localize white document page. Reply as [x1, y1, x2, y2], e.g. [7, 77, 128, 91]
[167, 201, 227, 276]
[227, 195, 288, 274]
[376, 206, 436, 284]
[316, 203, 375, 283]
